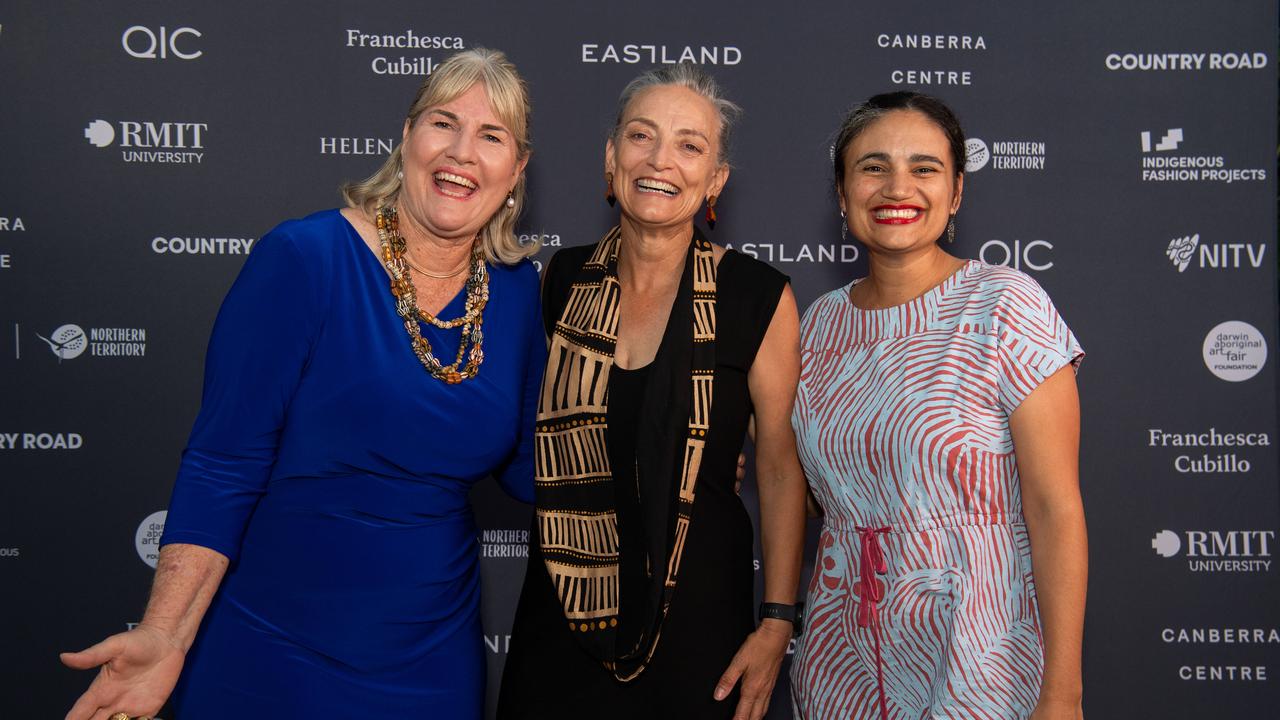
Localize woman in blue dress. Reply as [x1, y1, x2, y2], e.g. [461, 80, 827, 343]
[60, 48, 542, 720]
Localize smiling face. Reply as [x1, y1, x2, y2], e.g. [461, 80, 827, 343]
[606, 85, 729, 234]
[839, 109, 963, 255]
[398, 82, 527, 244]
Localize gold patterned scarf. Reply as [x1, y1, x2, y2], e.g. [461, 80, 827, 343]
[534, 226, 716, 681]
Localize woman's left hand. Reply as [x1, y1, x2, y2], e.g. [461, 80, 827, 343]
[1029, 698, 1084, 720]
[713, 619, 792, 720]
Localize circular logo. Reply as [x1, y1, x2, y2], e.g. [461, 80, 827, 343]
[964, 138, 990, 172]
[1202, 321, 1268, 382]
[1151, 530, 1181, 558]
[44, 324, 88, 360]
[83, 120, 115, 148]
[134, 510, 167, 568]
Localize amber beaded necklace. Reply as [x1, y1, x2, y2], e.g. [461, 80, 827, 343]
[376, 205, 488, 383]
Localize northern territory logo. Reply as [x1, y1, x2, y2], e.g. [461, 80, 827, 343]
[36, 324, 87, 362]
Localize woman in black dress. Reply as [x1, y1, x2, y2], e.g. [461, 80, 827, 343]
[498, 64, 807, 720]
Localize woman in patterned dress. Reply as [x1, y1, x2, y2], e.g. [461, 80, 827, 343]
[790, 92, 1087, 720]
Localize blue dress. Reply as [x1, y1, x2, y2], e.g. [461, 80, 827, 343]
[160, 209, 543, 718]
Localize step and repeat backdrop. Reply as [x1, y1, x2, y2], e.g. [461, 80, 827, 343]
[2, 0, 1277, 716]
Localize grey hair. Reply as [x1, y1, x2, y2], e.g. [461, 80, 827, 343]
[609, 63, 742, 166]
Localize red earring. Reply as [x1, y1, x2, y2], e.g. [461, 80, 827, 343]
[705, 195, 718, 229]
[605, 172, 616, 207]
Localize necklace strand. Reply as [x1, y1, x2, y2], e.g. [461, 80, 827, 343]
[402, 248, 469, 279]
[376, 205, 487, 383]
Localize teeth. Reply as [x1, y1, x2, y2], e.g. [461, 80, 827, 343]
[636, 178, 678, 194]
[874, 208, 920, 219]
[434, 171, 477, 190]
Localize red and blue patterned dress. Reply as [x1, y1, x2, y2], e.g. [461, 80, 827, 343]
[790, 260, 1083, 719]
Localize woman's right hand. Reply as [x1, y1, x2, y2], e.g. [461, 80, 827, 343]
[61, 623, 185, 720]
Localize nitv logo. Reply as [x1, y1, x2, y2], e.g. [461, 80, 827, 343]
[1166, 233, 1266, 272]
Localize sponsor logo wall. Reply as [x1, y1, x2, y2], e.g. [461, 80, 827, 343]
[2, 1, 1276, 718]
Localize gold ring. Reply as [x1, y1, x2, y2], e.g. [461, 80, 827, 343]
[109, 714, 130, 720]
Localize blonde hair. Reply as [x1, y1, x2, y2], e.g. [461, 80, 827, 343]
[342, 48, 534, 265]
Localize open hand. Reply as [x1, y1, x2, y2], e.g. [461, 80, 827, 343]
[713, 619, 791, 720]
[61, 624, 185, 720]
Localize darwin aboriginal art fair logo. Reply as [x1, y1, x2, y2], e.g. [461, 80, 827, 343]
[84, 119, 207, 164]
[1151, 529, 1273, 573]
[1202, 321, 1267, 382]
[34, 324, 147, 361]
[135, 511, 167, 569]
[965, 138, 1046, 172]
[344, 28, 464, 76]
[1139, 128, 1265, 184]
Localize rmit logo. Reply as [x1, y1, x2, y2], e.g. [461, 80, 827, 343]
[1152, 530, 1274, 558]
[84, 120, 207, 149]
[1141, 128, 1183, 152]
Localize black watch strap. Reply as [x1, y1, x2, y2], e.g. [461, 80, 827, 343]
[758, 602, 804, 634]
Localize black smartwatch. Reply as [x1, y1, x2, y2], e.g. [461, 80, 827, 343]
[758, 602, 804, 635]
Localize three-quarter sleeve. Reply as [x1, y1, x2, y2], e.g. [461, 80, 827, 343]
[994, 274, 1084, 415]
[495, 265, 546, 504]
[161, 229, 324, 562]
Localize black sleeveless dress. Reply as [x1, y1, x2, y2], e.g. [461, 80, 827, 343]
[497, 244, 788, 719]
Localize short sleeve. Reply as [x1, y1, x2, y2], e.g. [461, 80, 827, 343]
[160, 228, 324, 561]
[994, 275, 1084, 415]
[792, 294, 830, 430]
